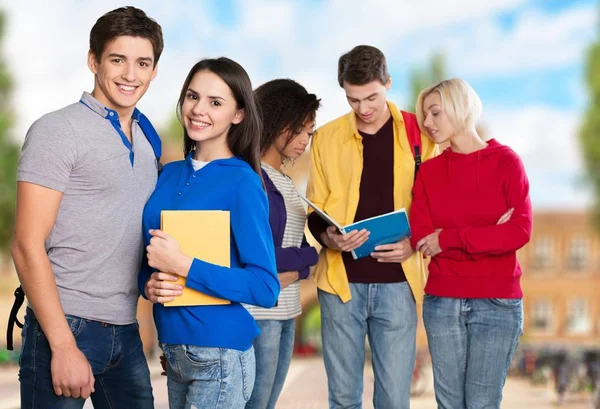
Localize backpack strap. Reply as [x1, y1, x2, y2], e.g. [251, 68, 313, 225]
[6, 286, 25, 350]
[134, 109, 163, 174]
[401, 110, 422, 180]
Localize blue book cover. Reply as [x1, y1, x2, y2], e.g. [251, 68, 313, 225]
[342, 209, 411, 259]
[298, 193, 411, 260]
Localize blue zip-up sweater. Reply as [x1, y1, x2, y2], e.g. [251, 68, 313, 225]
[139, 155, 280, 351]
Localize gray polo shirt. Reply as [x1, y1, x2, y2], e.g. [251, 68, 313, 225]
[17, 92, 158, 325]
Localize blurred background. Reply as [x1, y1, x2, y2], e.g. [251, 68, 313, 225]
[0, 0, 599, 408]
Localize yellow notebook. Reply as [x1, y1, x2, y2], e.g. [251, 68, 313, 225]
[161, 210, 231, 307]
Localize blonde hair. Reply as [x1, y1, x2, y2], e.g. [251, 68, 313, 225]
[415, 78, 482, 135]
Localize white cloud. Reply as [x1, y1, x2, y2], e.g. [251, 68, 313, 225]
[0, 0, 556, 139]
[483, 105, 592, 209]
[444, 5, 597, 77]
[0, 0, 594, 209]
[0, 0, 186, 138]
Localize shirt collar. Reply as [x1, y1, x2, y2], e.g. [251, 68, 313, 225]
[343, 100, 404, 142]
[80, 91, 141, 122]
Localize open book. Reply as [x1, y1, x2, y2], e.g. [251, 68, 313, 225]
[298, 193, 411, 260]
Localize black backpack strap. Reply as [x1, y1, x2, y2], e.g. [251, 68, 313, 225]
[400, 111, 422, 180]
[6, 286, 25, 351]
[413, 145, 421, 180]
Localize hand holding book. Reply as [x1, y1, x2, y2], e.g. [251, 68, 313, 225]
[147, 229, 194, 278]
[299, 193, 412, 260]
[144, 271, 183, 304]
[157, 210, 231, 307]
[320, 226, 370, 252]
[371, 237, 414, 263]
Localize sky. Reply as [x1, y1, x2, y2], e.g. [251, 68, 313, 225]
[0, 0, 597, 209]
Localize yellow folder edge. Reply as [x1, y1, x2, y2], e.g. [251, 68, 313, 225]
[161, 210, 231, 307]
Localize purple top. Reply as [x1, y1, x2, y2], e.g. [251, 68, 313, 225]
[262, 168, 318, 279]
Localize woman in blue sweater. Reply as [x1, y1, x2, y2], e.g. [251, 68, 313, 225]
[138, 57, 280, 409]
[245, 79, 320, 409]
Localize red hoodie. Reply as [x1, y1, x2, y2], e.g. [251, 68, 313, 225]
[410, 139, 532, 298]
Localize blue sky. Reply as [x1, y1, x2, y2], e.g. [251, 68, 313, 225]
[193, 0, 596, 111]
[0, 0, 597, 208]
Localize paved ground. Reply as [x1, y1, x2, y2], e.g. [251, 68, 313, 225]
[2, 356, 593, 409]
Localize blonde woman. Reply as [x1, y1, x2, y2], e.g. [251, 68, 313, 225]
[410, 78, 532, 409]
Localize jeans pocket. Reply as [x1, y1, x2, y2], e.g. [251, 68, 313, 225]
[65, 315, 86, 337]
[424, 293, 438, 300]
[182, 345, 222, 381]
[240, 347, 256, 402]
[487, 298, 522, 309]
[19, 318, 29, 367]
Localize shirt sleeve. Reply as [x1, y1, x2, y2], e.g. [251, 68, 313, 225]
[18, 113, 78, 192]
[409, 171, 435, 249]
[306, 131, 331, 246]
[439, 155, 533, 255]
[275, 235, 319, 278]
[185, 174, 280, 308]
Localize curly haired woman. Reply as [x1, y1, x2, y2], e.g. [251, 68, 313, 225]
[245, 79, 321, 409]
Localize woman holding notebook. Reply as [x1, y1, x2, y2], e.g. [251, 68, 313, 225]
[409, 78, 532, 409]
[138, 58, 280, 409]
[244, 79, 320, 409]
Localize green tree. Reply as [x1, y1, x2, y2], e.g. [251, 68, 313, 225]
[0, 11, 17, 254]
[406, 52, 447, 112]
[579, 27, 600, 226]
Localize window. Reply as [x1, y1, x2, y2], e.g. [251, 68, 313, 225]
[567, 236, 588, 271]
[566, 298, 591, 335]
[531, 236, 553, 270]
[530, 299, 554, 333]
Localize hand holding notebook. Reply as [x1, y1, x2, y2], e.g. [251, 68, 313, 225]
[158, 210, 232, 307]
[298, 193, 412, 260]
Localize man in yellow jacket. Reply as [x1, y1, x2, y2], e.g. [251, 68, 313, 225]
[306, 45, 437, 409]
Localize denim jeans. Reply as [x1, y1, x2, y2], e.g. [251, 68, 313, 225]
[423, 296, 523, 409]
[245, 318, 295, 409]
[161, 343, 255, 409]
[19, 308, 153, 409]
[319, 282, 417, 409]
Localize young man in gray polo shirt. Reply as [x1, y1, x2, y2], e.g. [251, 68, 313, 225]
[11, 7, 163, 408]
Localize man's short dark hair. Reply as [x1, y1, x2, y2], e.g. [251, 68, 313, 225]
[89, 7, 164, 66]
[337, 45, 390, 87]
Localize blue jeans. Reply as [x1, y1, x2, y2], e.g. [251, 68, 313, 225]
[19, 308, 153, 409]
[161, 343, 255, 409]
[246, 318, 295, 409]
[423, 296, 523, 409]
[319, 282, 417, 409]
